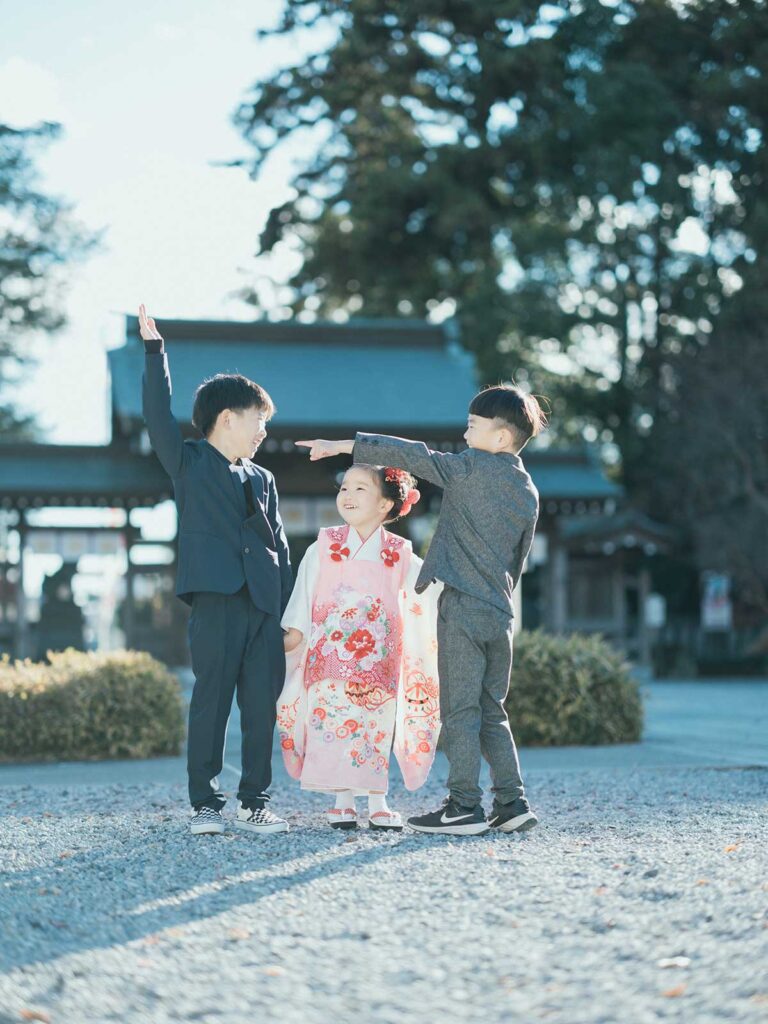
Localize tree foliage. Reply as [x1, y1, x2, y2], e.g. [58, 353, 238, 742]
[649, 297, 768, 613]
[0, 122, 96, 439]
[235, 0, 768, 605]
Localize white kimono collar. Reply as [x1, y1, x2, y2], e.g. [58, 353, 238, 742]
[345, 525, 384, 561]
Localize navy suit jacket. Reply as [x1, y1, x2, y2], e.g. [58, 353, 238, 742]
[142, 350, 292, 617]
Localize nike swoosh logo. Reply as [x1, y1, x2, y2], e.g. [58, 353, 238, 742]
[440, 812, 474, 824]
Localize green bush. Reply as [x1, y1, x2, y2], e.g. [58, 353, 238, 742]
[507, 631, 643, 746]
[0, 649, 185, 763]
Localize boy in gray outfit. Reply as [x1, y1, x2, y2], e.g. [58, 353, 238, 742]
[297, 384, 546, 835]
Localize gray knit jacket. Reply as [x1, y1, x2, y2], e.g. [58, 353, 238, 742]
[353, 433, 538, 616]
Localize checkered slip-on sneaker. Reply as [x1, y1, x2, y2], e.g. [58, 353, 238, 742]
[190, 805, 225, 835]
[234, 801, 289, 835]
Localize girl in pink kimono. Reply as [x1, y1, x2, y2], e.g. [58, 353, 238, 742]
[279, 464, 441, 831]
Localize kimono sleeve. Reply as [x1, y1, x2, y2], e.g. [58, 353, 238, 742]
[277, 542, 319, 779]
[281, 542, 318, 636]
[393, 552, 443, 791]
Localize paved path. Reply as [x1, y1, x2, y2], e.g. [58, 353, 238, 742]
[0, 680, 765, 791]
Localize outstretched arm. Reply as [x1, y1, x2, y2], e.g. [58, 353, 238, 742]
[140, 304, 186, 479]
[296, 433, 474, 489]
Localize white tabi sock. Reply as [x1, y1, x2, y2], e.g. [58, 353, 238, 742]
[334, 790, 356, 811]
[367, 793, 390, 815]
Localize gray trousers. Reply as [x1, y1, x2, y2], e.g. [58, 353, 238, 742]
[187, 587, 285, 810]
[437, 587, 525, 808]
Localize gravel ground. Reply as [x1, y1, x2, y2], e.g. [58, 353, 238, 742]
[1, 765, 766, 1024]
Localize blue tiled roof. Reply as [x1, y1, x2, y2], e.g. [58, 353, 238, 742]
[0, 445, 171, 504]
[527, 451, 622, 500]
[560, 510, 675, 541]
[109, 316, 477, 429]
[103, 316, 622, 502]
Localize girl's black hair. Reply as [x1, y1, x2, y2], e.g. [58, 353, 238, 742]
[353, 465, 419, 524]
[191, 373, 275, 437]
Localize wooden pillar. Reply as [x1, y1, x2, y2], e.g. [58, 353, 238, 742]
[612, 557, 627, 646]
[512, 578, 523, 636]
[123, 524, 135, 649]
[14, 510, 29, 659]
[550, 544, 568, 633]
[638, 566, 652, 668]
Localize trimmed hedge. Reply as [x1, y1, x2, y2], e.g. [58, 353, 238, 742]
[0, 649, 185, 763]
[0, 634, 640, 761]
[507, 630, 643, 746]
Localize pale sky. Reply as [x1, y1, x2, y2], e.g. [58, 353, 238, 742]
[1, 1, 712, 447]
[1, 0, 329, 443]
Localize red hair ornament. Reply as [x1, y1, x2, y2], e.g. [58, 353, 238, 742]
[400, 487, 421, 516]
[383, 468, 421, 517]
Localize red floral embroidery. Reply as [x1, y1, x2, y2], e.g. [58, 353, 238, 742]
[281, 737, 295, 750]
[312, 707, 326, 720]
[344, 719, 360, 731]
[330, 630, 343, 641]
[380, 548, 400, 568]
[418, 741, 431, 753]
[330, 542, 350, 562]
[344, 628, 376, 660]
[307, 535, 403, 697]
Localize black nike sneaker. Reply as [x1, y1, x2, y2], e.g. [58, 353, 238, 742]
[407, 798, 490, 836]
[488, 796, 539, 833]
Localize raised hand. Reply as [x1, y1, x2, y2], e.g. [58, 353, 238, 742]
[295, 439, 354, 460]
[138, 303, 163, 342]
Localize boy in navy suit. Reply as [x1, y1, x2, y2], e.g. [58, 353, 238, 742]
[140, 305, 292, 836]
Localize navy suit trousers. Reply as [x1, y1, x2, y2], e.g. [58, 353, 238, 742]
[187, 587, 285, 809]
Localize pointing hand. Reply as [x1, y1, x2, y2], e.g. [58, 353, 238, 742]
[295, 439, 354, 460]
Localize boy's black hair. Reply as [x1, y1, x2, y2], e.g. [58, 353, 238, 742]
[191, 373, 275, 438]
[469, 384, 547, 449]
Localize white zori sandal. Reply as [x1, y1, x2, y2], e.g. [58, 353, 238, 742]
[368, 810, 403, 832]
[327, 807, 357, 830]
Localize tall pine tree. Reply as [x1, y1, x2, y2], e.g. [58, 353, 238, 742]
[0, 122, 96, 439]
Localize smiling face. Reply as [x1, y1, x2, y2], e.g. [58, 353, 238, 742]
[336, 467, 394, 532]
[222, 405, 268, 460]
[463, 413, 517, 454]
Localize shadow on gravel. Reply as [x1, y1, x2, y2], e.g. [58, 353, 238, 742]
[2, 820, 427, 972]
[3, 765, 766, 974]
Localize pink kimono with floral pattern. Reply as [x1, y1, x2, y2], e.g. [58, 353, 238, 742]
[277, 524, 441, 793]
